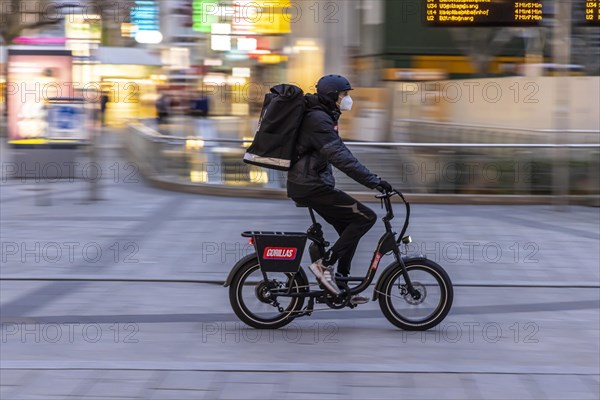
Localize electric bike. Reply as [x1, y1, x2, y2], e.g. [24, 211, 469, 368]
[224, 190, 453, 330]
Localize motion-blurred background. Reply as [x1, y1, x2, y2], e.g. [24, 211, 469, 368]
[0, 1, 599, 399]
[1, 0, 599, 199]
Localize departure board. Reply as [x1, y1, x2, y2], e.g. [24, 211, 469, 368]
[424, 0, 545, 27]
[583, 1, 600, 26]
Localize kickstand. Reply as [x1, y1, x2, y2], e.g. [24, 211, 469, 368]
[305, 297, 315, 316]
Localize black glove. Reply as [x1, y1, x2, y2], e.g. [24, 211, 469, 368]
[376, 180, 393, 193]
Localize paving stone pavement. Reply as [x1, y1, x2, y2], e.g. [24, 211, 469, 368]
[1, 129, 599, 399]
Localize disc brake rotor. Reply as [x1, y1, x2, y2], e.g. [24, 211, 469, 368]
[401, 282, 427, 305]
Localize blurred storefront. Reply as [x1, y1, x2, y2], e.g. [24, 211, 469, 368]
[65, 12, 101, 101]
[156, 0, 295, 117]
[95, 47, 163, 127]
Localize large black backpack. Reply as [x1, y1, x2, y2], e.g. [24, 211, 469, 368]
[243, 84, 306, 171]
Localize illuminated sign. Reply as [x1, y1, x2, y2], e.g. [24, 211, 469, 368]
[13, 37, 67, 45]
[193, 0, 291, 34]
[211, 35, 231, 51]
[583, 1, 600, 26]
[135, 30, 163, 44]
[47, 102, 86, 140]
[424, 0, 544, 27]
[193, 0, 219, 32]
[254, 0, 291, 34]
[65, 14, 101, 40]
[131, 0, 159, 35]
[7, 50, 73, 140]
[237, 37, 257, 51]
[232, 67, 251, 77]
[258, 54, 287, 64]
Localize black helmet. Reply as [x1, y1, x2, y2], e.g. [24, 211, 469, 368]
[316, 74, 352, 97]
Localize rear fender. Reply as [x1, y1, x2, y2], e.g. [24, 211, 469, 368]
[223, 253, 258, 287]
[371, 255, 428, 301]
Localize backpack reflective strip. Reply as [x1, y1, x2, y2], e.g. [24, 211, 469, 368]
[244, 153, 291, 168]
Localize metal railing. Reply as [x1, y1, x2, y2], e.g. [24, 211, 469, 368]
[125, 121, 600, 204]
[394, 119, 600, 145]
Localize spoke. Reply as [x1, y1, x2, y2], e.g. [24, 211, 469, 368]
[238, 266, 303, 321]
[383, 266, 444, 323]
[374, 289, 405, 300]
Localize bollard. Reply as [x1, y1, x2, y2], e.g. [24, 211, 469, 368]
[88, 124, 100, 202]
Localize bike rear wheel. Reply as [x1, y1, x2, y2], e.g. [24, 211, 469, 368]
[378, 259, 453, 331]
[229, 257, 307, 329]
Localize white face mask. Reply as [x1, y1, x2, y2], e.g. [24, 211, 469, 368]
[339, 95, 353, 111]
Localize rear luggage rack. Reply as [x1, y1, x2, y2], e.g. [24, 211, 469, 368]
[243, 231, 308, 273]
[242, 231, 307, 237]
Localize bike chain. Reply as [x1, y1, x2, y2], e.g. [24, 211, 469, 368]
[269, 282, 371, 314]
[279, 282, 359, 315]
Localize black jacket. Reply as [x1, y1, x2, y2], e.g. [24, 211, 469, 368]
[286, 94, 381, 198]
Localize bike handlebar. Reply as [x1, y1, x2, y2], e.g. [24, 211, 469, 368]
[374, 189, 410, 244]
[374, 191, 392, 199]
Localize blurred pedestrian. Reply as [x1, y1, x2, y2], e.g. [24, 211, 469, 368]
[156, 93, 170, 124]
[191, 91, 209, 117]
[100, 93, 109, 126]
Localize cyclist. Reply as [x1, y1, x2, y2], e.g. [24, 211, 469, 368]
[287, 74, 393, 303]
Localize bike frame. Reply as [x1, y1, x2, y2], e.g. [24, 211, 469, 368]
[270, 191, 420, 301]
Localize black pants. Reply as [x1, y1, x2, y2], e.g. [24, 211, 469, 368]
[294, 189, 377, 275]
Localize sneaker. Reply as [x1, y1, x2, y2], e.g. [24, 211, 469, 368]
[308, 259, 341, 295]
[350, 294, 370, 305]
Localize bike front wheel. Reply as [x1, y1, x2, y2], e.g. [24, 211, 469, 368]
[378, 259, 453, 331]
[229, 256, 308, 329]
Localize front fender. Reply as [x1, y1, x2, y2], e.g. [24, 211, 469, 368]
[371, 255, 428, 301]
